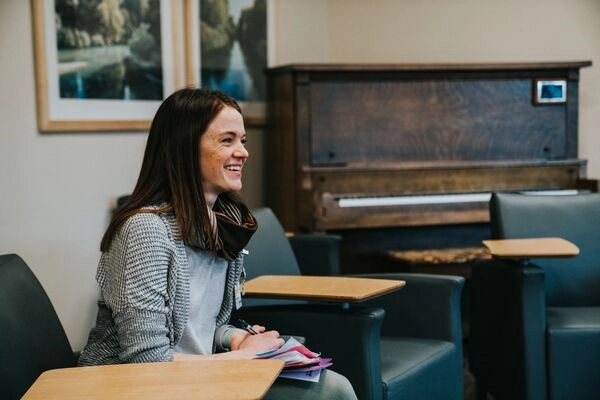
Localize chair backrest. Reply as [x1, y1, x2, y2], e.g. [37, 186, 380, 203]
[0, 254, 76, 399]
[490, 192, 600, 306]
[245, 208, 302, 278]
[242, 208, 304, 307]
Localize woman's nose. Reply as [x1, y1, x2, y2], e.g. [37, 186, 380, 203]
[233, 142, 249, 158]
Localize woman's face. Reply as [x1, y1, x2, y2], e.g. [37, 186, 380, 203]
[200, 106, 248, 206]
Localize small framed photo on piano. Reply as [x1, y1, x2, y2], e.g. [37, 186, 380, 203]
[533, 79, 567, 104]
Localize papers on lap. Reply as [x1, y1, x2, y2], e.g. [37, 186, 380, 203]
[255, 337, 333, 382]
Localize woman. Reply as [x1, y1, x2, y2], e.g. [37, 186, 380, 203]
[78, 87, 357, 399]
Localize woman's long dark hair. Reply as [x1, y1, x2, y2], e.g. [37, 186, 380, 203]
[100, 87, 242, 252]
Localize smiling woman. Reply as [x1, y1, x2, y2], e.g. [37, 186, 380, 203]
[199, 106, 249, 206]
[77, 87, 358, 400]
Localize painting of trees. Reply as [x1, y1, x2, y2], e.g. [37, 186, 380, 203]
[55, 0, 163, 100]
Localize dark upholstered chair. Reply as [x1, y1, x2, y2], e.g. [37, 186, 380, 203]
[235, 208, 465, 400]
[0, 254, 77, 399]
[469, 193, 600, 400]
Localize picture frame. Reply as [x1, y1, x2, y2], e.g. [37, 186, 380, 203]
[183, 0, 275, 127]
[31, 0, 182, 132]
[533, 78, 567, 104]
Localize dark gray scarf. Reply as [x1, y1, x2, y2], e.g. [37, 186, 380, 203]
[187, 194, 257, 261]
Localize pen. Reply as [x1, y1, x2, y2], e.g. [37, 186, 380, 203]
[238, 318, 259, 335]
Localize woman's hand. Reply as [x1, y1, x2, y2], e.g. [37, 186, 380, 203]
[173, 324, 285, 362]
[230, 325, 284, 357]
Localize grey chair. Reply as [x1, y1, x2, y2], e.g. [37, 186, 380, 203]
[469, 192, 600, 400]
[0, 254, 77, 399]
[235, 208, 465, 400]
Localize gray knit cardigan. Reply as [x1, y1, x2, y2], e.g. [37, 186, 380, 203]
[78, 210, 244, 365]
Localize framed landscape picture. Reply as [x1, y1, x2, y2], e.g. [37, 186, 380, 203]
[184, 0, 275, 126]
[31, 0, 181, 132]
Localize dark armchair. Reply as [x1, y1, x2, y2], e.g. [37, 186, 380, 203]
[235, 208, 465, 400]
[0, 254, 77, 399]
[469, 192, 600, 400]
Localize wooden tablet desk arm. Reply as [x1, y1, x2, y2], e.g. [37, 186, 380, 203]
[470, 237, 580, 400]
[482, 237, 580, 262]
[234, 275, 405, 400]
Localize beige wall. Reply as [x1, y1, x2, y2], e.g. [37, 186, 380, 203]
[1, 0, 598, 350]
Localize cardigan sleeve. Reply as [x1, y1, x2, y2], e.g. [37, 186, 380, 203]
[98, 213, 176, 362]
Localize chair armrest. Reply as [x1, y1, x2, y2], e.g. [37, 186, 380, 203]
[355, 273, 464, 344]
[288, 233, 342, 276]
[233, 304, 384, 400]
[469, 259, 547, 400]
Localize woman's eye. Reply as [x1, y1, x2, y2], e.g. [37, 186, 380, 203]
[221, 137, 233, 143]
[241, 138, 248, 146]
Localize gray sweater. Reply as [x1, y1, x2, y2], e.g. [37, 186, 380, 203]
[78, 210, 244, 365]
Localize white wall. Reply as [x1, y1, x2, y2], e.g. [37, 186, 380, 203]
[1, 0, 598, 351]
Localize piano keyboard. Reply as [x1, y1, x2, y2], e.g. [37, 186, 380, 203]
[337, 190, 580, 208]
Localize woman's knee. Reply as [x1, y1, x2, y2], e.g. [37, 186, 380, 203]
[319, 370, 358, 400]
[264, 369, 357, 400]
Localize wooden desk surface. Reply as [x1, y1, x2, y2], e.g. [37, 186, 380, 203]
[388, 246, 492, 265]
[22, 360, 284, 400]
[243, 275, 405, 303]
[482, 237, 579, 259]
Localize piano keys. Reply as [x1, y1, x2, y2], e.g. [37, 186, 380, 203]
[336, 191, 579, 209]
[337, 193, 495, 208]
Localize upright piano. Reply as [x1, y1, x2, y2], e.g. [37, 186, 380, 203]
[264, 62, 595, 274]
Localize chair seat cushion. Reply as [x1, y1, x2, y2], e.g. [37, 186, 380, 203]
[546, 307, 600, 400]
[380, 337, 461, 400]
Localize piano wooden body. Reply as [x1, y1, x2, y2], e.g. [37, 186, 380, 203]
[264, 62, 594, 273]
